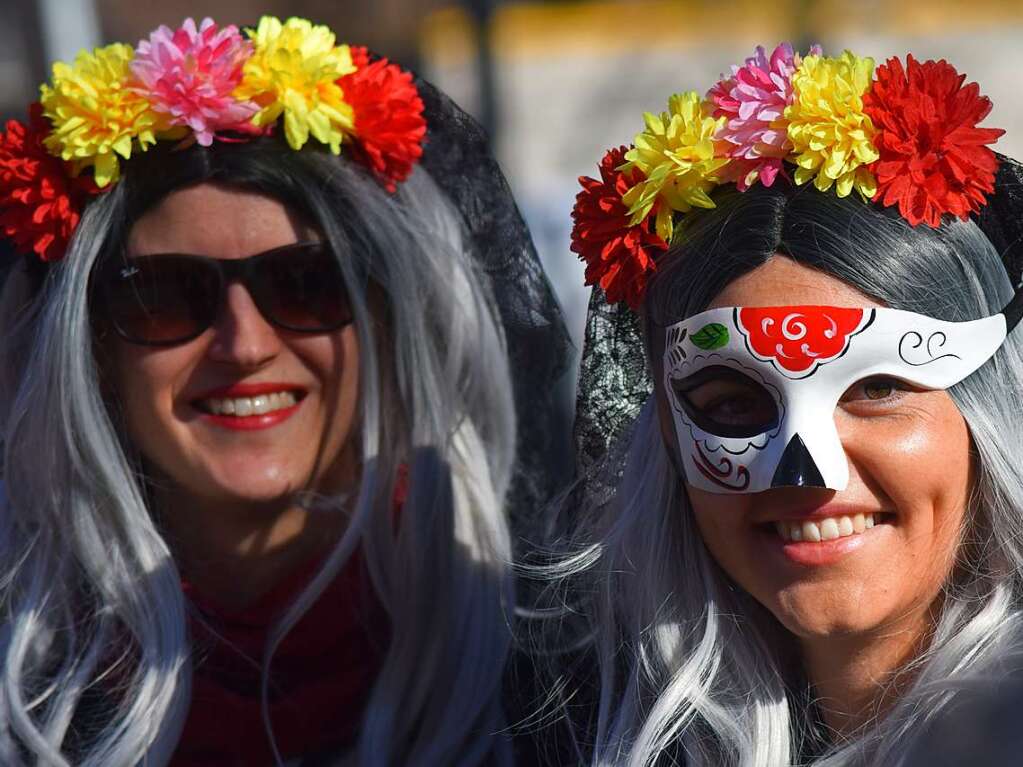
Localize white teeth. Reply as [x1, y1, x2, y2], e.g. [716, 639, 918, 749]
[775, 512, 883, 543]
[802, 521, 822, 542]
[199, 391, 300, 417]
[819, 518, 840, 541]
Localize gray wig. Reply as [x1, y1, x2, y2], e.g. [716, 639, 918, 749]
[548, 184, 1023, 766]
[0, 140, 517, 766]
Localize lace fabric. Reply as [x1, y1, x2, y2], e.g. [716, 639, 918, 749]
[572, 287, 651, 474]
[415, 74, 574, 527]
[977, 153, 1023, 286]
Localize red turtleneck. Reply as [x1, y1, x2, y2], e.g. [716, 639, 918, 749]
[170, 551, 388, 766]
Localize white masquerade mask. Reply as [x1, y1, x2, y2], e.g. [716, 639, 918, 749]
[661, 304, 1011, 494]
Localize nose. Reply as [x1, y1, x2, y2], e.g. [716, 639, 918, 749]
[206, 282, 282, 368]
[771, 434, 827, 488]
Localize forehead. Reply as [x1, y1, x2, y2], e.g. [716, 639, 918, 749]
[126, 183, 314, 260]
[707, 255, 884, 312]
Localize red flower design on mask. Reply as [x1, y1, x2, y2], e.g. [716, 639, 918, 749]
[339, 47, 426, 192]
[864, 55, 1003, 228]
[571, 146, 667, 309]
[737, 306, 868, 376]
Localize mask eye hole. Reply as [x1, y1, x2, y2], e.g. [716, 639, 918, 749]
[672, 365, 779, 438]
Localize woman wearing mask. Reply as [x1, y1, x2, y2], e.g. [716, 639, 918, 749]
[546, 44, 1023, 766]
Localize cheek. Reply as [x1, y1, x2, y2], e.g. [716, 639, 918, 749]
[843, 396, 972, 578]
[687, 486, 756, 577]
[109, 342, 196, 433]
[332, 332, 360, 433]
[297, 328, 361, 450]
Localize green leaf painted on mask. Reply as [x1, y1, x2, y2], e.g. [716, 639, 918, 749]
[690, 323, 729, 350]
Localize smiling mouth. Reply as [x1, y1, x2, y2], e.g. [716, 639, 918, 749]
[767, 512, 894, 543]
[193, 390, 306, 417]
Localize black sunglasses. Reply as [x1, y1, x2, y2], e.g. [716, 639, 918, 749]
[92, 241, 353, 346]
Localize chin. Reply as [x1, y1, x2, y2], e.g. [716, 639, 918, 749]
[776, 614, 873, 640]
[202, 485, 308, 514]
[774, 609, 891, 642]
[194, 463, 313, 507]
[768, 590, 883, 639]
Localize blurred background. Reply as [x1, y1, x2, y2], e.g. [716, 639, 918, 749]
[4, 0, 1023, 421]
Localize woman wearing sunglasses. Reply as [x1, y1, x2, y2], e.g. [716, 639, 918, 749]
[544, 45, 1023, 765]
[0, 16, 568, 766]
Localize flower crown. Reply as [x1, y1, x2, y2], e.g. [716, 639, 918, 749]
[0, 15, 428, 263]
[571, 44, 1006, 309]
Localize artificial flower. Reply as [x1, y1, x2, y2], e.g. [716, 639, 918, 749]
[864, 55, 1004, 228]
[622, 91, 728, 242]
[571, 146, 667, 308]
[339, 47, 426, 192]
[235, 15, 356, 153]
[131, 17, 260, 146]
[40, 42, 166, 187]
[707, 42, 821, 191]
[0, 103, 98, 261]
[785, 50, 879, 199]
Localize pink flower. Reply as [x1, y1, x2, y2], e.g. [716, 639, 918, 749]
[131, 17, 260, 146]
[707, 42, 821, 190]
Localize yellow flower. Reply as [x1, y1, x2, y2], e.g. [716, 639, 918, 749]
[40, 43, 165, 187]
[622, 91, 728, 242]
[235, 16, 357, 153]
[785, 51, 879, 199]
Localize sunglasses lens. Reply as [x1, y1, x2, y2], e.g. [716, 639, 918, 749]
[101, 257, 219, 344]
[257, 244, 352, 331]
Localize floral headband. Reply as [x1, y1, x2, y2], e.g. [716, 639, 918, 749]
[0, 15, 427, 263]
[570, 44, 1006, 309]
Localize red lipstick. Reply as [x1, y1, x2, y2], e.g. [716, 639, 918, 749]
[191, 382, 305, 432]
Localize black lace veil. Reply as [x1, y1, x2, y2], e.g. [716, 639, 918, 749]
[415, 75, 574, 526]
[978, 154, 1023, 286]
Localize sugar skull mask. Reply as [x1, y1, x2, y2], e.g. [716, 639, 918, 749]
[658, 303, 1017, 494]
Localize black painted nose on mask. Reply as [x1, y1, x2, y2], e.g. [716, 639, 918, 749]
[771, 434, 826, 488]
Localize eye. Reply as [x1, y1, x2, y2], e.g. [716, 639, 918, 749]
[672, 365, 778, 438]
[840, 377, 909, 405]
[864, 380, 893, 400]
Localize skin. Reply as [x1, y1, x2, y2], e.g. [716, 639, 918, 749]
[108, 183, 360, 611]
[682, 255, 973, 735]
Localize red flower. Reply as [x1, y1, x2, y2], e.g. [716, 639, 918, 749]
[0, 103, 98, 262]
[339, 47, 426, 192]
[864, 55, 1004, 228]
[570, 146, 667, 309]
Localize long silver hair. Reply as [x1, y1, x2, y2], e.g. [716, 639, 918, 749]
[0, 143, 517, 766]
[546, 185, 1023, 766]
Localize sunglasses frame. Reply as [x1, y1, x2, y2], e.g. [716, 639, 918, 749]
[92, 240, 353, 346]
